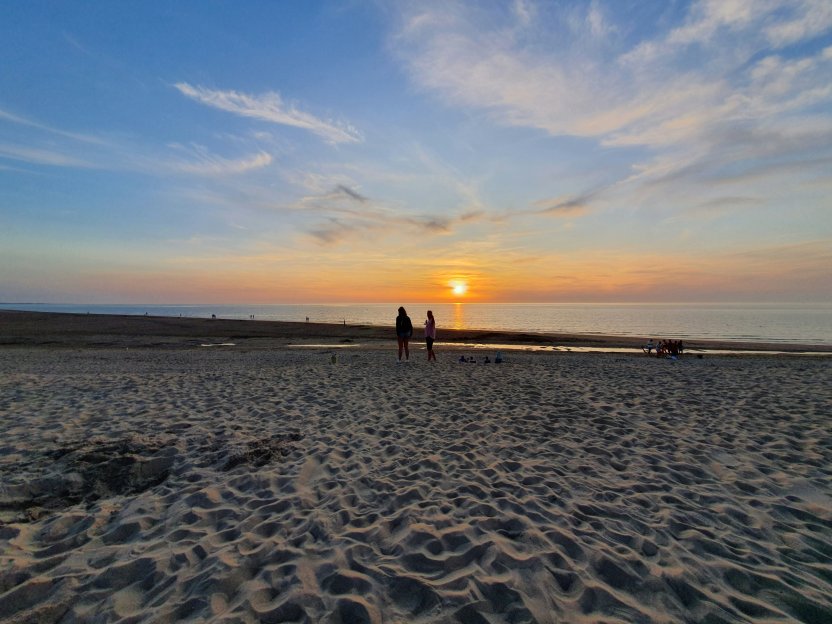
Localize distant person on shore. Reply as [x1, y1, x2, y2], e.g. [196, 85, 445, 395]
[396, 307, 413, 361]
[424, 310, 437, 362]
[643, 339, 655, 354]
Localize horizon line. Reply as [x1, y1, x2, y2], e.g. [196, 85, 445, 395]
[3, 301, 831, 307]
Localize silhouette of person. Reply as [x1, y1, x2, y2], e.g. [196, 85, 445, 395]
[396, 306, 413, 361]
[424, 310, 437, 362]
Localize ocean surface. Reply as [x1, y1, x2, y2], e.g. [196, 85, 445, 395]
[2, 302, 831, 345]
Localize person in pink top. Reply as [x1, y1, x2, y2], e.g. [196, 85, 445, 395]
[424, 310, 437, 362]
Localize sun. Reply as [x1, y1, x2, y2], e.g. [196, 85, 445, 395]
[450, 280, 468, 297]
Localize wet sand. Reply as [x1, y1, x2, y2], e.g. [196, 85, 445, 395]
[1, 310, 828, 353]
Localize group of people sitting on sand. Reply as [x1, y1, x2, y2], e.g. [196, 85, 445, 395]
[643, 339, 684, 358]
[458, 354, 502, 364]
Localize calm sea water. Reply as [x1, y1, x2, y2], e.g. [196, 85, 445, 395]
[2, 302, 831, 345]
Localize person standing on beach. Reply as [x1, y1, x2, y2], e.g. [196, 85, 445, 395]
[424, 310, 437, 362]
[396, 306, 413, 361]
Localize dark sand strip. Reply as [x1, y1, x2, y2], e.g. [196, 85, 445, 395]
[0, 309, 828, 353]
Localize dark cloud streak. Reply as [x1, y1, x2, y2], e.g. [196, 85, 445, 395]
[333, 184, 368, 203]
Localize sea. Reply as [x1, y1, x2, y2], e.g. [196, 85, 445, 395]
[2, 302, 831, 346]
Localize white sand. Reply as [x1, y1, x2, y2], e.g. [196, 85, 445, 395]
[1, 347, 830, 623]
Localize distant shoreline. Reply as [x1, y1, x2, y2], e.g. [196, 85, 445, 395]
[3, 302, 830, 346]
[1, 309, 829, 354]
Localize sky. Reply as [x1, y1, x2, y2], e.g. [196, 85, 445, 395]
[1, 0, 831, 304]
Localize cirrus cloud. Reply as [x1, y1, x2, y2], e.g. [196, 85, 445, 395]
[174, 83, 362, 144]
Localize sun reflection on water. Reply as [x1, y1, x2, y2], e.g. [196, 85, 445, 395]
[451, 302, 465, 330]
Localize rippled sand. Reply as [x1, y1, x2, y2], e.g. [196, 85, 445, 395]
[1, 347, 830, 623]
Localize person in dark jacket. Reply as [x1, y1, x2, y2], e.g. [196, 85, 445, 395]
[396, 306, 413, 361]
[424, 310, 437, 362]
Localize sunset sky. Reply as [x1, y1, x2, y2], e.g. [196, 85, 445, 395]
[1, 1, 831, 303]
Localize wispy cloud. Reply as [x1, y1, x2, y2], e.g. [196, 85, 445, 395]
[392, 6, 593, 138]
[391, 1, 832, 161]
[164, 146, 273, 176]
[271, 154, 496, 245]
[0, 105, 275, 178]
[0, 161, 42, 174]
[665, 0, 756, 46]
[174, 83, 362, 144]
[62, 32, 93, 56]
[386, 0, 832, 234]
[307, 219, 357, 245]
[393, 2, 716, 139]
[296, 181, 373, 212]
[534, 191, 597, 217]
[621, 0, 832, 65]
[764, 0, 832, 47]
[0, 138, 273, 178]
[324, 184, 369, 204]
[512, 0, 534, 28]
[585, 0, 612, 39]
[0, 107, 108, 145]
[304, 214, 456, 245]
[286, 179, 470, 245]
[0, 143, 95, 168]
[686, 196, 764, 217]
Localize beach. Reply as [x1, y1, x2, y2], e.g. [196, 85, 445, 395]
[1, 313, 831, 623]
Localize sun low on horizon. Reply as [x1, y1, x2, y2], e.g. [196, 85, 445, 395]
[450, 280, 469, 299]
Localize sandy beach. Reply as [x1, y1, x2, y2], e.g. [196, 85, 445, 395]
[1, 313, 831, 623]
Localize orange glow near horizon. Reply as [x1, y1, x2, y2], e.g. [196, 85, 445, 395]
[29, 239, 828, 305]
